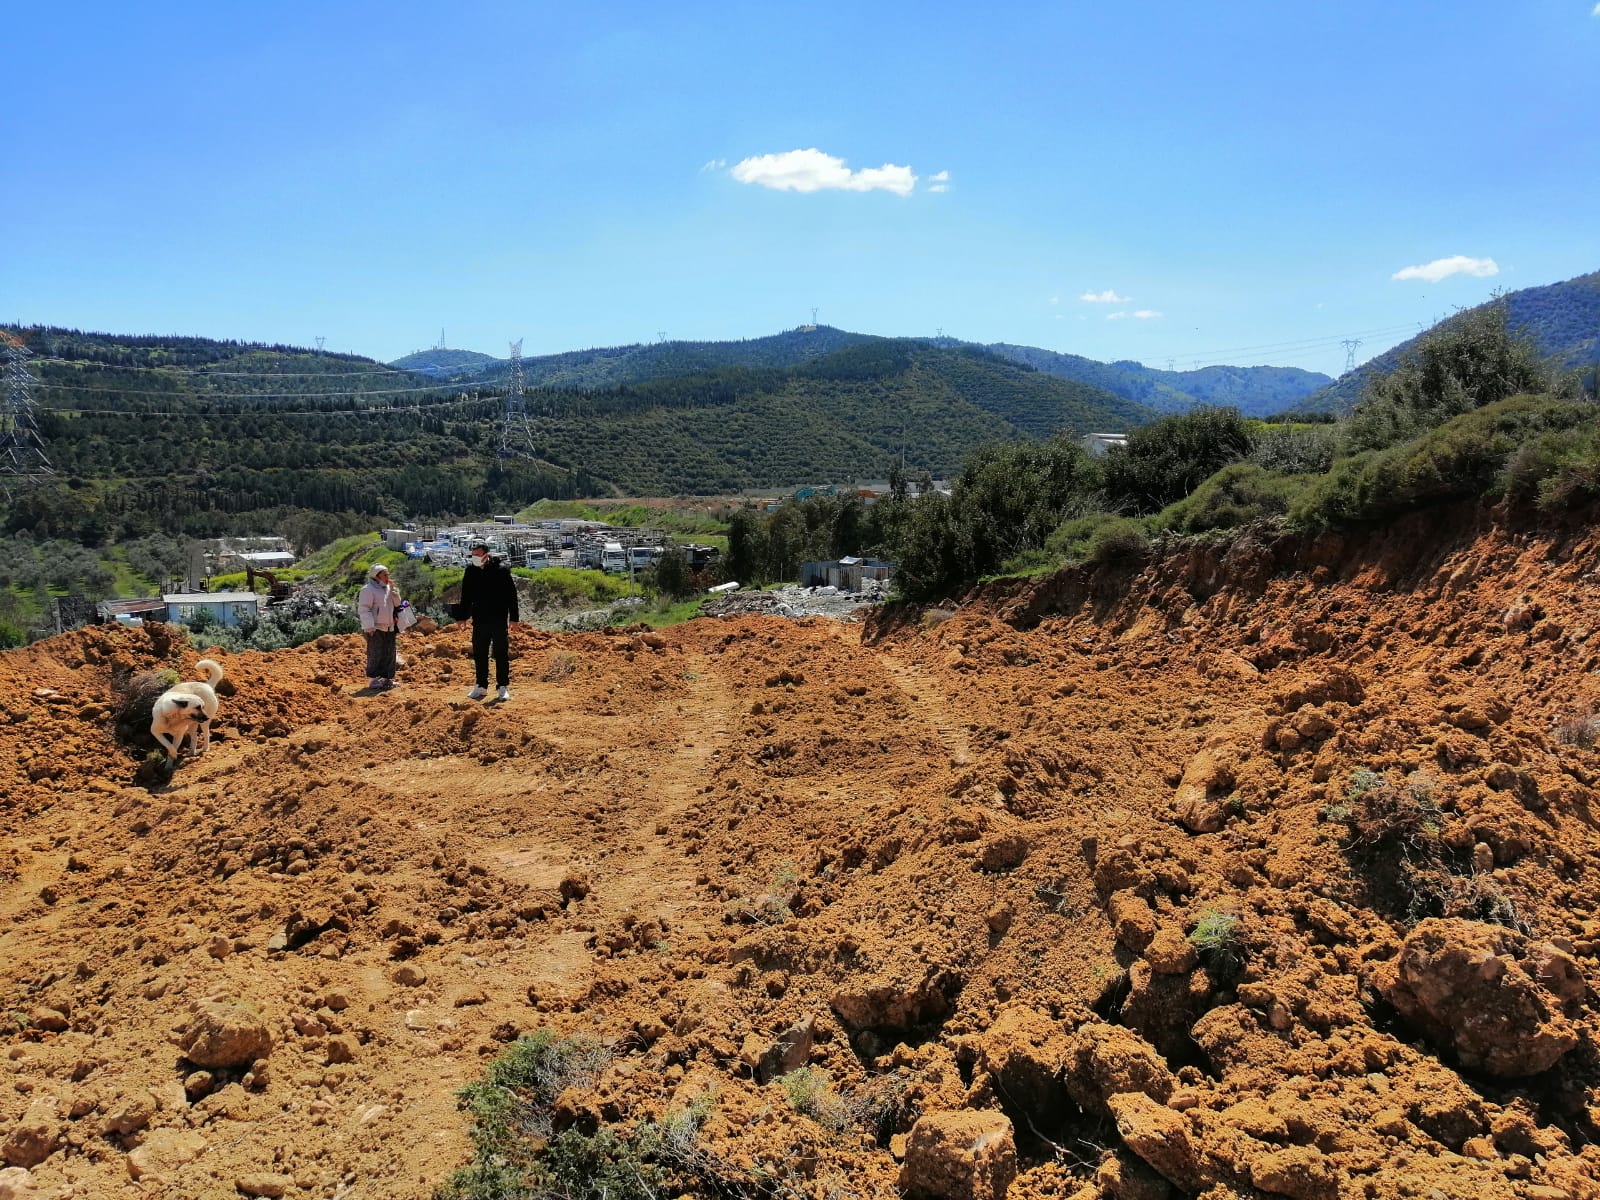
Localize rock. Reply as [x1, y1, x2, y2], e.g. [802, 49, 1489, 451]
[177, 999, 273, 1069]
[831, 963, 964, 1033]
[235, 1172, 293, 1197]
[1171, 746, 1236, 833]
[1143, 928, 1198, 976]
[559, 870, 590, 903]
[26, 1008, 67, 1034]
[391, 964, 427, 987]
[967, 1007, 1073, 1125]
[984, 903, 1013, 935]
[1108, 891, 1158, 953]
[1095, 1152, 1174, 1200]
[1249, 1145, 1336, 1200]
[1107, 1093, 1203, 1193]
[1379, 918, 1579, 1076]
[740, 1016, 816, 1083]
[0, 1167, 34, 1200]
[1, 1098, 62, 1168]
[100, 1093, 155, 1136]
[325, 1037, 357, 1065]
[1062, 1024, 1175, 1118]
[898, 1110, 1017, 1200]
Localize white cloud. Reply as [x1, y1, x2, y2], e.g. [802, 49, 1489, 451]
[929, 169, 950, 194]
[1107, 311, 1130, 321]
[1391, 255, 1499, 283]
[1080, 289, 1131, 303]
[1048, 295, 1060, 305]
[1593, 2, 1599, 15]
[701, 158, 727, 172]
[1132, 310, 1162, 320]
[729, 148, 917, 196]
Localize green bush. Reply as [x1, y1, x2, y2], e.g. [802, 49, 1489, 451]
[1102, 406, 1256, 514]
[1248, 423, 1338, 475]
[1344, 300, 1547, 454]
[1289, 395, 1591, 531]
[776, 1067, 851, 1133]
[1047, 512, 1150, 567]
[1154, 462, 1310, 535]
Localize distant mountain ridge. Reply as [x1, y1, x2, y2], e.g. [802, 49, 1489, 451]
[390, 326, 1334, 417]
[1303, 269, 1600, 412]
[977, 343, 1332, 417]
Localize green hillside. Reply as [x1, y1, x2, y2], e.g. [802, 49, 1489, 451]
[1304, 270, 1600, 412]
[983, 343, 1332, 416]
[0, 327, 1147, 547]
[389, 347, 499, 375]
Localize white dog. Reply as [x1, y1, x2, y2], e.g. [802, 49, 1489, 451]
[150, 659, 225, 759]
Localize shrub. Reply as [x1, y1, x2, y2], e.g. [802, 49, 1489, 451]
[1048, 512, 1150, 567]
[1344, 300, 1547, 455]
[1102, 406, 1257, 514]
[1248, 423, 1338, 475]
[1154, 462, 1309, 535]
[1188, 909, 1244, 982]
[1289, 396, 1592, 531]
[776, 1067, 851, 1133]
[1554, 708, 1600, 749]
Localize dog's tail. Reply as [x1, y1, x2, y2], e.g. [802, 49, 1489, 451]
[195, 658, 225, 688]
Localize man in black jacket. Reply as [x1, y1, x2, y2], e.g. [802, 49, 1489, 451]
[459, 539, 520, 700]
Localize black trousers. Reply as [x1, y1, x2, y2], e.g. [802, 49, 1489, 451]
[471, 619, 510, 687]
[364, 629, 397, 680]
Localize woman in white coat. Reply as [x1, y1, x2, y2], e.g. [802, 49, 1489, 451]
[357, 563, 402, 690]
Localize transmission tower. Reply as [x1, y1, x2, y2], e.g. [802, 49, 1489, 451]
[315, 336, 325, 353]
[495, 339, 538, 460]
[1341, 338, 1363, 373]
[0, 337, 55, 497]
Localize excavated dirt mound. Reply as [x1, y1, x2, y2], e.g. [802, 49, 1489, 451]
[3, 504, 1600, 1199]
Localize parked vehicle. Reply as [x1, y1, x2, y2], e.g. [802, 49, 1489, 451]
[601, 542, 628, 574]
[629, 546, 664, 571]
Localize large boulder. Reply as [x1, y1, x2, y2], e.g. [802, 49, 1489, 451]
[176, 999, 273, 1069]
[964, 1007, 1071, 1120]
[898, 1110, 1017, 1200]
[1, 1099, 62, 1169]
[1377, 918, 1583, 1077]
[1063, 1023, 1176, 1119]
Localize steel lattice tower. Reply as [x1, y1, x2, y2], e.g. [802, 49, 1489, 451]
[495, 339, 538, 460]
[0, 337, 55, 496]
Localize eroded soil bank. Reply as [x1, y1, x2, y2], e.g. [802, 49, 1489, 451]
[3, 504, 1599, 1199]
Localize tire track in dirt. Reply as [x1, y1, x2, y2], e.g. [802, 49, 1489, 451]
[877, 650, 974, 765]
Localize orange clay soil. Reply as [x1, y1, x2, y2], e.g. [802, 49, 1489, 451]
[2, 503, 1600, 1200]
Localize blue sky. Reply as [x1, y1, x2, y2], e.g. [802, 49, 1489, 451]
[5, 1, 1598, 378]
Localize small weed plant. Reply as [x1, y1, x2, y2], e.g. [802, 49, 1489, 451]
[776, 1067, 852, 1134]
[1553, 708, 1600, 749]
[441, 1033, 801, 1200]
[1189, 909, 1245, 985]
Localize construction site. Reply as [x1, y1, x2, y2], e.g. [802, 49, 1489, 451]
[1, 505, 1599, 1200]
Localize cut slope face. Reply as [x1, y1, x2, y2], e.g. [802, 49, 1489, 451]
[2, 509, 1599, 1199]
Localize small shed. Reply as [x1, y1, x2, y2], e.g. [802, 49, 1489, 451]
[383, 529, 417, 551]
[97, 597, 168, 624]
[163, 591, 262, 627]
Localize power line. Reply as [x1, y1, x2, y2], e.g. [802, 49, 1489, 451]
[1, 339, 56, 496]
[33, 379, 477, 400]
[32, 359, 428, 379]
[496, 339, 539, 461]
[39, 393, 489, 418]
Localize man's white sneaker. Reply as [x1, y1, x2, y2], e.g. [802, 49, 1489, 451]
[496, 686, 511, 702]
[467, 686, 488, 700]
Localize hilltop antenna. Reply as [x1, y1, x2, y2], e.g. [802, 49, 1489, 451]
[1166, 358, 1175, 372]
[1341, 338, 1363, 373]
[811, 307, 819, 326]
[0, 338, 56, 498]
[437, 328, 447, 351]
[495, 339, 538, 460]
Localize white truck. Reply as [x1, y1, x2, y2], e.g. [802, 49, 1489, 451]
[600, 542, 628, 574]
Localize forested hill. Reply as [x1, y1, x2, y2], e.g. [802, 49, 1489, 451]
[977, 343, 1332, 416]
[1303, 269, 1600, 412]
[1, 326, 1147, 544]
[389, 347, 498, 376]
[397, 324, 1333, 417]
[398, 325, 879, 387]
